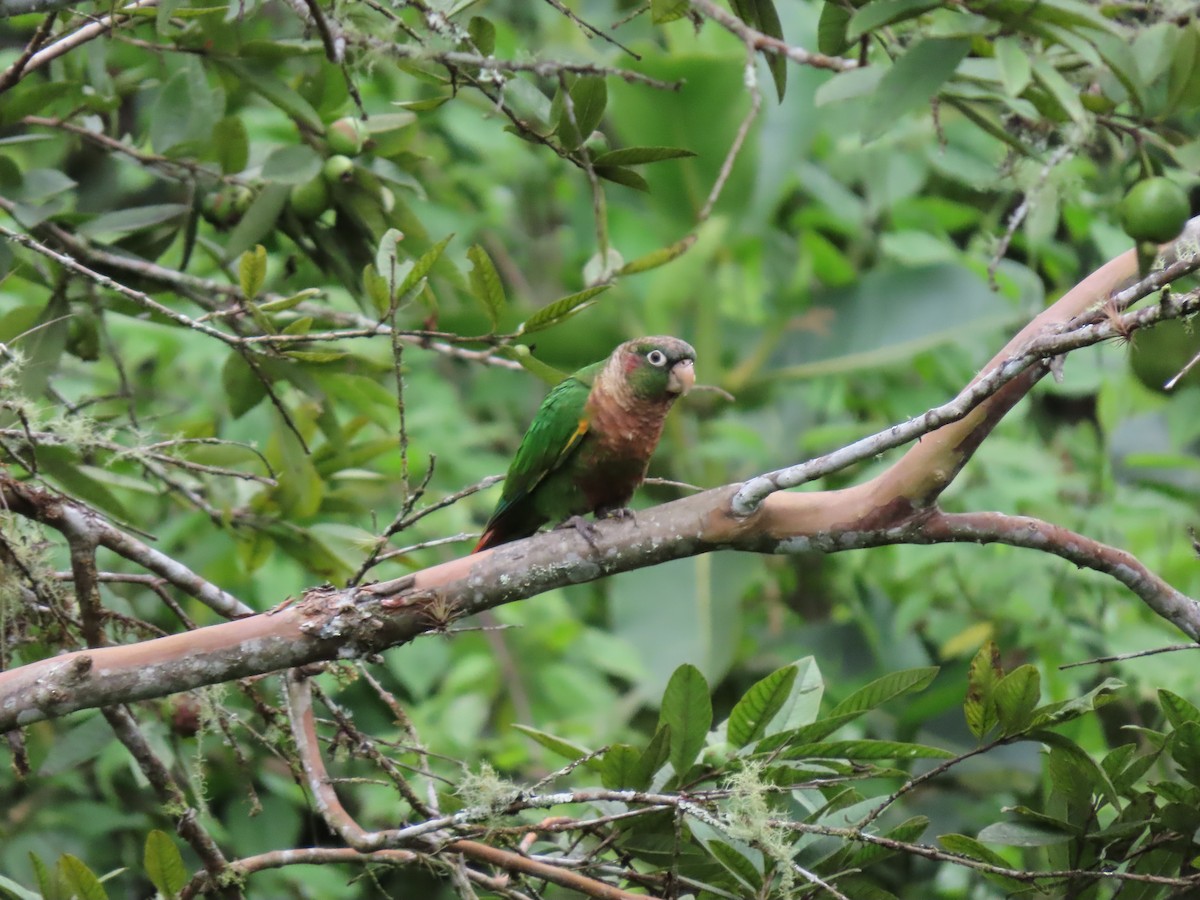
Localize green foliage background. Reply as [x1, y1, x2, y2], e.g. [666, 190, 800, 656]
[1, 0, 1200, 896]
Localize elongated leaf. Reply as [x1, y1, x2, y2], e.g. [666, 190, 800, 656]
[595, 165, 650, 192]
[818, 0, 853, 55]
[511, 724, 603, 772]
[591, 146, 697, 166]
[239, 244, 268, 299]
[262, 144, 323, 184]
[993, 664, 1040, 737]
[498, 345, 568, 385]
[1159, 689, 1200, 731]
[728, 665, 797, 747]
[467, 16, 494, 55]
[557, 76, 607, 149]
[1030, 677, 1123, 728]
[864, 38, 970, 141]
[618, 234, 696, 275]
[212, 116, 249, 174]
[222, 183, 289, 263]
[215, 59, 322, 130]
[937, 834, 1025, 891]
[1031, 57, 1086, 123]
[658, 663, 712, 777]
[706, 840, 763, 890]
[993, 36, 1032, 96]
[753, 711, 862, 755]
[0, 872, 40, 900]
[634, 725, 672, 789]
[58, 856, 107, 900]
[602, 743, 643, 789]
[964, 640, 1002, 739]
[399, 233, 454, 297]
[781, 739, 953, 761]
[29, 852, 62, 900]
[144, 830, 188, 897]
[977, 820, 1073, 847]
[830, 666, 938, 717]
[517, 285, 610, 335]
[846, 0, 940, 43]
[651, 0, 689, 24]
[850, 816, 929, 867]
[467, 244, 506, 329]
[1037, 730, 1123, 812]
[77, 203, 188, 239]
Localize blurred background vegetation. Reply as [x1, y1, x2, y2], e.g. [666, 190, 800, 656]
[1, 0, 1200, 896]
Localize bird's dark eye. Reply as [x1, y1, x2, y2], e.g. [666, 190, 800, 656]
[646, 349, 667, 367]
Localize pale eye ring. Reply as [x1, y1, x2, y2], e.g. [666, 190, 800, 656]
[646, 349, 667, 367]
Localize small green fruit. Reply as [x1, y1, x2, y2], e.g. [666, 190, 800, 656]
[1119, 177, 1190, 244]
[201, 184, 255, 228]
[1130, 318, 1200, 393]
[322, 154, 355, 184]
[289, 175, 331, 220]
[327, 117, 367, 156]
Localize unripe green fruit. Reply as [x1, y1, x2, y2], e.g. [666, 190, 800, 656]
[1130, 318, 1200, 393]
[323, 154, 355, 184]
[201, 184, 255, 228]
[327, 117, 368, 156]
[1119, 177, 1190, 244]
[289, 175, 331, 220]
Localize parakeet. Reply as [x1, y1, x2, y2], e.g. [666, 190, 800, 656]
[474, 336, 696, 552]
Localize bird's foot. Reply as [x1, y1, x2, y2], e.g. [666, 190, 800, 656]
[596, 506, 636, 524]
[555, 515, 600, 551]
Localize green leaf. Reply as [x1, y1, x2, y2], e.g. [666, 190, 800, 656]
[658, 663, 712, 777]
[398, 233, 454, 297]
[497, 345, 568, 385]
[239, 244, 268, 298]
[375, 227, 407, 297]
[595, 165, 649, 192]
[964, 641, 1002, 739]
[618, 234, 696, 275]
[222, 351, 269, 418]
[58, 856, 107, 900]
[602, 743, 643, 790]
[1160, 689, 1200, 730]
[780, 739, 954, 760]
[517, 285, 610, 335]
[222, 182, 289, 263]
[818, 0, 853, 55]
[1030, 677, 1124, 728]
[0, 872, 41, 900]
[651, 0, 689, 24]
[706, 840, 763, 889]
[511, 724, 603, 772]
[150, 71, 195, 154]
[1037, 730, 1123, 812]
[1170, 720, 1200, 787]
[1031, 57, 1086, 124]
[212, 116, 249, 174]
[467, 16, 494, 55]
[556, 76, 607, 150]
[144, 830, 187, 898]
[850, 816, 929, 867]
[282, 349, 349, 364]
[77, 204, 189, 239]
[363, 264, 391, 315]
[846, 0, 940, 43]
[261, 144, 323, 184]
[976, 820, 1074, 847]
[753, 712, 861, 755]
[29, 852, 63, 900]
[216, 59, 323, 131]
[728, 665, 797, 747]
[993, 36, 1032, 96]
[467, 244, 506, 329]
[591, 146, 697, 166]
[937, 834, 1025, 891]
[830, 666, 938, 717]
[634, 725, 672, 789]
[864, 37, 970, 141]
[993, 664, 1040, 737]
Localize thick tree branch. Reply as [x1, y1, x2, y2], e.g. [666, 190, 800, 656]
[2, 228, 1199, 728]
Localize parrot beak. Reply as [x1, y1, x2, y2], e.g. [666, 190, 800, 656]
[667, 359, 695, 395]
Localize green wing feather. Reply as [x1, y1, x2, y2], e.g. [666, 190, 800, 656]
[486, 368, 596, 526]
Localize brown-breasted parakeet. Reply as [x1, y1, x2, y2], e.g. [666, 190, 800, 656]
[474, 336, 696, 551]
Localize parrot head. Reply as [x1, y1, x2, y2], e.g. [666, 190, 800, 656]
[615, 336, 696, 400]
